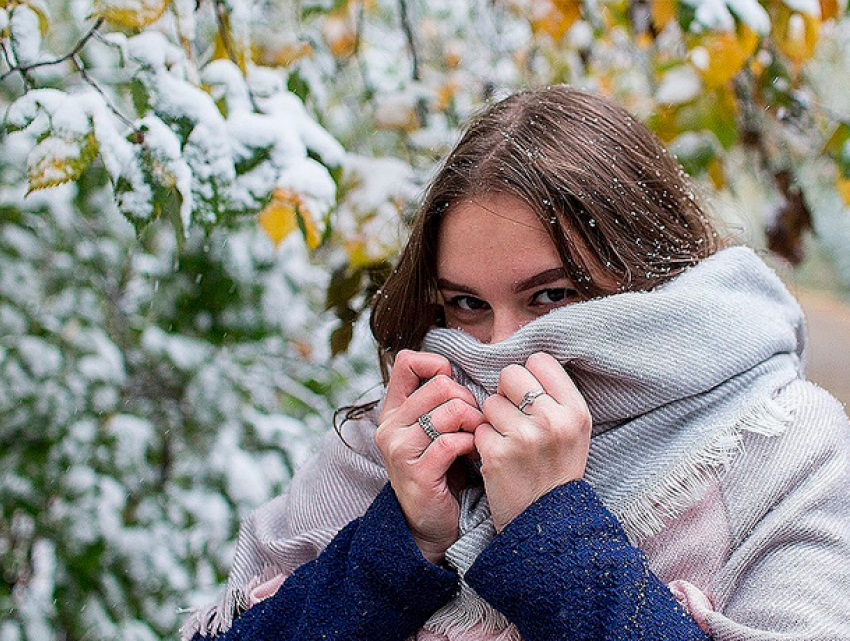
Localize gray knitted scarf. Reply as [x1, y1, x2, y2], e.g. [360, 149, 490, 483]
[417, 246, 804, 638]
[185, 247, 805, 640]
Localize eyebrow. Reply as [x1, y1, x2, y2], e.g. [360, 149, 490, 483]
[437, 267, 570, 295]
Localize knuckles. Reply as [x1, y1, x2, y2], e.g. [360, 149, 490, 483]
[524, 351, 554, 370]
[442, 396, 476, 426]
[425, 373, 456, 397]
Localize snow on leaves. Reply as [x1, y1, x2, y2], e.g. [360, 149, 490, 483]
[3, 24, 342, 248]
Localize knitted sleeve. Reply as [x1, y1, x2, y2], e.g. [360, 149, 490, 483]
[465, 480, 711, 641]
[196, 483, 459, 641]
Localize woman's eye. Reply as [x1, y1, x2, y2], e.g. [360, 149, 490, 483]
[532, 288, 574, 305]
[447, 295, 488, 312]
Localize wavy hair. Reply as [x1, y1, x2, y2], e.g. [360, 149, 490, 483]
[368, 85, 720, 381]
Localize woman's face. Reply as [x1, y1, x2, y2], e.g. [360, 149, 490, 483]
[436, 193, 580, 344]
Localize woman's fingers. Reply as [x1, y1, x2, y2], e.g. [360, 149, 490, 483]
[380, 350, 479, 423]
[495, 352, 584, 414]
[478, 352, 592, 531]
[523, 352, 587, 409]
[416, 396, 486, 438]
[382, 350, 453, 412]
[374, 349, 486, 564]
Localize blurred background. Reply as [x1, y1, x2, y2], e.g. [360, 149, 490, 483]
[2, 1, 849, 639]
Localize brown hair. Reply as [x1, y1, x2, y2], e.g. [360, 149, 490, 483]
[369, 85, 720, 380]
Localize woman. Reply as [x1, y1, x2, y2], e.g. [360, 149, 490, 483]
[184, 86, 850, 640]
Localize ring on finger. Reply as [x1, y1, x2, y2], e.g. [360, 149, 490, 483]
[517, 389, 546, 413]
[418, 412, 441, 441]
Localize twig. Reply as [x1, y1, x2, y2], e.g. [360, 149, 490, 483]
[0, 17, 105, 83]
[397, 0, 420, 81]
[72, 55, 136, 129]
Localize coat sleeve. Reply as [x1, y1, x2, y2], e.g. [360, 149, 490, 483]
[465, 480, 711, 641]
[701, 382, 850, 640]
[182, 409, 392, 639]
[194, 483, 459, 641]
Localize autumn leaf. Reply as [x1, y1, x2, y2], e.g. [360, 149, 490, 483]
[766, 170, 812, 265]
[836, 139, 850, 205]
[92, 0, 170, 28]
[819, 0, 841, 21]
[770, 4, 820, 66]
[434, 78, 460, 111]
[837, 174, 850, 206]
[529, 0, 582, 41]
[259, 41, 313, 68]
[27, 132, 98, 194]
[651, 0, 677, 32]
[689, 23, 759, 88]
[322, 15, 357, 58]
[258, 188, 320, 249]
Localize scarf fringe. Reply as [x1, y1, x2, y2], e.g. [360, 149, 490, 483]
[181, 397, 794, 640]
[180, 565, 282, 641]
[618, 396, 794, 541]
[423, 580, 516, 638]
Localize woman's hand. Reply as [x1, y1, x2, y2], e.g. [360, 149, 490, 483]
[375, 349, 485, 565]
[476, 352, 592, 531]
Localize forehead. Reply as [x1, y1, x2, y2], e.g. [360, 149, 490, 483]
[436, 194, 563, 282]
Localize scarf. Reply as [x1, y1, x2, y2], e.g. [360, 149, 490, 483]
[184, 246, 805, 641]
[417, 246, 804, 638]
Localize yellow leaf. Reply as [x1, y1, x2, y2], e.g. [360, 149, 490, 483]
[837, 174, 850, 206]
[819, 0, 840, 21]
[260, 41, 313, 68]
[651, 0, 677, 31]
[530, 0, 582, 40]
[343, 239, 372, 268]
[771, 6, 820, 65]
[691, 23, 759, 88]
[434, 78, 459, 111]
[27, 132, 98, 194]
[258, 189, 320, 249]
[14, 0, 51, 37]
[322, 15, 357, 58]
[92, 0, 169, 28]
[707, 156, 726, 189]
[444, 43, 462, 69]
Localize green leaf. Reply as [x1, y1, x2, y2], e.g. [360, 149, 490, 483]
[129, 78, 150, 116]
[287, 71, 311, 102]
[839, 139, 850, 179]
[234, 144, 274, 175]
[27, 132, 99, 194]
[325, 264, 363, 311]
[677, 0, 699, 33]
[825, 123, 850, 158]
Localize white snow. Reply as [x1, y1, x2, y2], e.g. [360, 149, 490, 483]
[105, 414, 155, 467]
[656, 66, 703, 104]
[9, 5, 42, 67]
[783, 0, 821, 16]
[141, 325, 212, 371]
[15, 336, 63, 378]
[683, 0, 770, 34]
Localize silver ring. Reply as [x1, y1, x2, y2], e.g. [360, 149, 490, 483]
[418, 413, 440, 441]
[517, 389, 545, 412]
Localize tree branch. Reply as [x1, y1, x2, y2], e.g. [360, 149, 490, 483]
[397, 0, 420, 81]
[0, 18, 105, 83]
[72, 55, 135, 129]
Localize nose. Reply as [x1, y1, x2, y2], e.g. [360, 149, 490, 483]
[489, 309, 526, 344]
